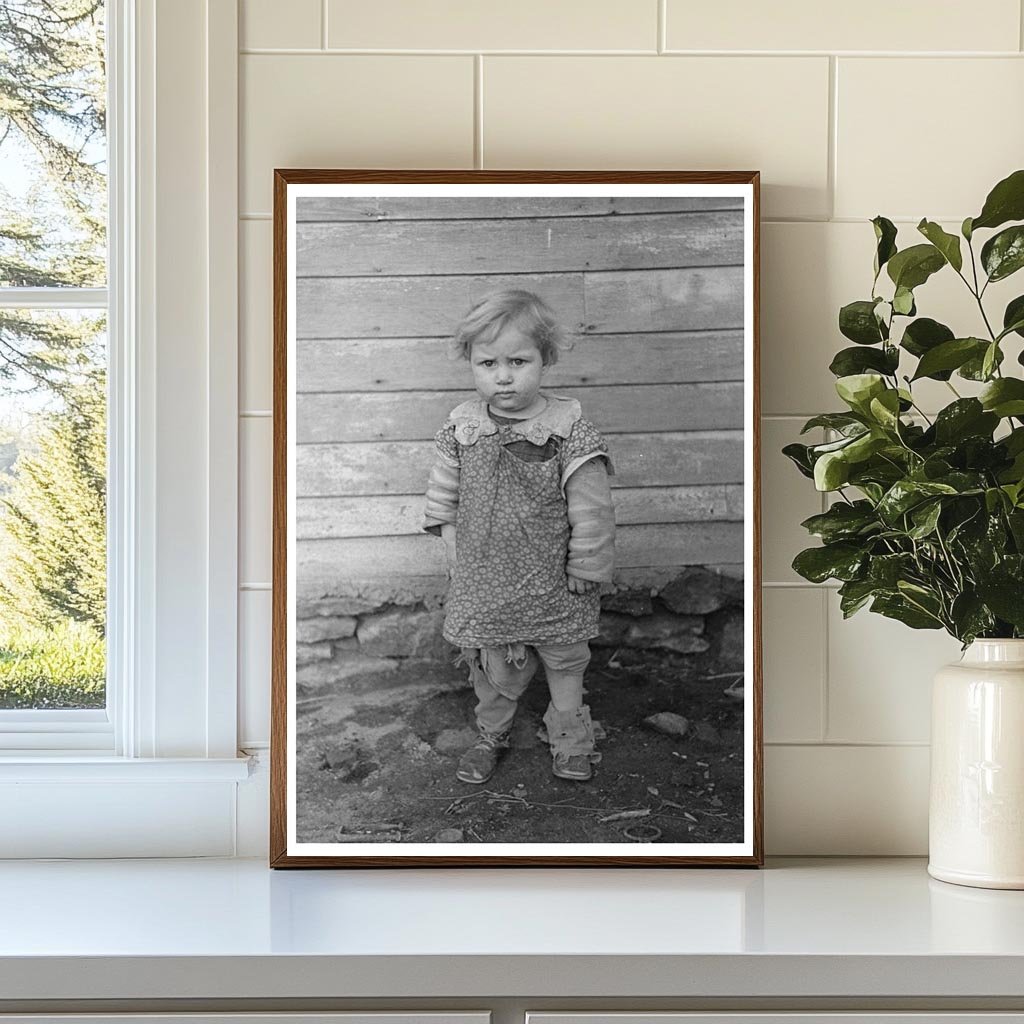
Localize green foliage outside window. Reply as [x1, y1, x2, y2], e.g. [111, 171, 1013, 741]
[0, 1, 107, 708]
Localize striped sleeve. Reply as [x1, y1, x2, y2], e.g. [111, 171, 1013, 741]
[564, 458, 616, 583]
[424, 425, 460, 535]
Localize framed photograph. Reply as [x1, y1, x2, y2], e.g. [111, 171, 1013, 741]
[270, 170, 762, 867]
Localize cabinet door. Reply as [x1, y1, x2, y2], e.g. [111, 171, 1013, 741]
[0, 1015, 490, 1024]
[528, 1016, 1024, 1024]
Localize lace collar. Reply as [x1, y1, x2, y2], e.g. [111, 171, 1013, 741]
[446, 394, 581, 447]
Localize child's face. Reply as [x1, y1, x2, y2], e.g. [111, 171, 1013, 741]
[469, 324, 546, 414]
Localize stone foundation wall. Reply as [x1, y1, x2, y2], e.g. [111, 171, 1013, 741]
[295, 567, 745, 699]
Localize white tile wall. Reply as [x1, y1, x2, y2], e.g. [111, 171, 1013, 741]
[236, 2, 1024, 854]
[239, 591, 272, 749]
[240, 417, 272, 587]
[240, 219, 272, 412]
[483, 56, 831, 220]
[241, 0, 321, 50]
[326, 0, 658, 52]
[836, 58, 1024, 220]
[240, 55, 474, 213]
[762, 588, 826, 744]
[665, 0, 1021, 53]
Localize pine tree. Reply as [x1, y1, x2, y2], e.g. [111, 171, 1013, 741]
[0, 372, 105, 632]
[0, 2, 107, 639]
[0, 0, 106, 395]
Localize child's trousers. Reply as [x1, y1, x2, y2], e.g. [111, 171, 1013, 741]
[458, 641, 598, 757]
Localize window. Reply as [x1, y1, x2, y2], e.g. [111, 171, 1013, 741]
[0, 0, 246, 856]
[0, 0, 111, 748]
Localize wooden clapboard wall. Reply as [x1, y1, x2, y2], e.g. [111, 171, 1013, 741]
[294, 196, 745, 596]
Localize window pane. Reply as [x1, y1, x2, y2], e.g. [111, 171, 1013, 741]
[0, 1, 107, 288]
[0, 309, 106, 709]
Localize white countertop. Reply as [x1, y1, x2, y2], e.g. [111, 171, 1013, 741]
[2, 857, 1024, 1001]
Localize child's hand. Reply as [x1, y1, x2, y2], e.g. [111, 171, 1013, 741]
[567, 575, 598, 595]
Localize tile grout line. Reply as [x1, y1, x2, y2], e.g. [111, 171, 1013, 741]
[237, 47, 1024, 57]
[657, 0, 666, 54]
[765, 740, 932, 748]
[321, 0, 328, 50]
[827, 55, 838, 221]
[474, 55, 484, 169]
[820, 587, 830, 743]
[1020, 0, 1024, 51]
[819, 428, 831, 742]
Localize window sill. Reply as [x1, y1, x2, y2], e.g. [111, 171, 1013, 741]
[0, 754, 252, 782]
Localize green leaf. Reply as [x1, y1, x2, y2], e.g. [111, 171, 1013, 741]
[839, 300, 887, 345]
[1003, 295, 1024, 340]
[835, 373, 886, 414]
[800, 413, 865, 435]
[868, 553, 915, 587]
[886, 243, 946, 291]
[949, 593, 995, 644]
[800, 501, 879, 543]
[792, 543, 866, 584]
[871, 594, 943, 630]
[917, 219, 963, 272]
[877, 479, 958, 524]
[971, 169, 1024, 232]
[982, 341, 1001, 381]
[872, 216, 898, 277]
[814, 450, 851, 491]
[900, 318, 955, 371]
[911, 337, 987, 381]
[962, 216, 974, 241]
[960, 343, 1004, 381]
[975, 574, 1024, 629]
[846, 431, 888, 464]
[907, 500, 942, 539]
[1008, 508, 1024, 549]
[868, 389, 902, 430]
[838, 578, 877, 618]
[981, 225, 1024, 283]
[980, 378, 1024, 418]
[829, 345, 899, 378]
[782, 442, 815, 479]
[933, 399, 999, 445]
[892, 286, 916, 316]
[985, 487, 1008, 514]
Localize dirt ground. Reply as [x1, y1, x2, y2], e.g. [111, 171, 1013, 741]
[295, 645, 745, 846]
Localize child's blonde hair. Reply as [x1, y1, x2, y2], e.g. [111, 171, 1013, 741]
[451, 289, 570, 366]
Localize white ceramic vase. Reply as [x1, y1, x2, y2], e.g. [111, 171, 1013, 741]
[929, 639, 1024, 889]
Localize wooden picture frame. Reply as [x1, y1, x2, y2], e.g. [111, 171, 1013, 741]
[271, 170, 762, 867]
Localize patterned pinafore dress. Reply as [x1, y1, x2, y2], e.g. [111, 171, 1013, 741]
[434, 395, 612, 649]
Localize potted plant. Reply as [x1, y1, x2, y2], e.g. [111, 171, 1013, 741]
[785, 169, 1024, 889]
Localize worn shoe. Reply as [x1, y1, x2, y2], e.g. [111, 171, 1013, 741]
[552, 752, 596, 781]
[456, 731, 509, 784]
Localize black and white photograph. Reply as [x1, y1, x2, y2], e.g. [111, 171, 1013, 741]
[272, 171, 762, 866]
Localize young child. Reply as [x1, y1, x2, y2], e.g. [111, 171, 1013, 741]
[423, 289, 615, 784]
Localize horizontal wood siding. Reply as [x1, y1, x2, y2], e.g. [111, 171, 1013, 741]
[298, 432, 743, 494]
[295, 195, 744, 221]
[297, 484, 744, 539]
[297, 331, 744, 391]
[298, 523, 744, 579]
[297, 383, 743, 442]
[296, 211, 742, 276]
[293, 196, 746, 592]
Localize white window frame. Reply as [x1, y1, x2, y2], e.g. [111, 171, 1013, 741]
[0, 0, 249, 857]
